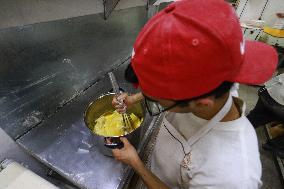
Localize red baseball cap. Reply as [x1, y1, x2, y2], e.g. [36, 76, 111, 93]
[131, 0, 278, 100]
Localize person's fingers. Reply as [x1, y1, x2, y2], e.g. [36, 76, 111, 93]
[113, 101, 127, 114]
[115, 102, 126, 108]
[117, 93, 127, 101]
[118, 94, 130, 105]
[112, 149, 120, 154]
[119, 106, 127, 114]
[120, 137, 130, 146]
[114, 105, 123, 109]
[105, 137, 111, 144]
[112, 93, 125, 103]
[112, 100, 115, 106]
[111, 150, 120, 161]
[115, 107, 126, 114]
[112, 100, 120, 108]
[116, 110, 124, 114]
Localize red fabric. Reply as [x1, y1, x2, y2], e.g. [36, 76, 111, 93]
[131, 0, 278, 100]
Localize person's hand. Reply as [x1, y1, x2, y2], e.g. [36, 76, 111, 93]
[112, 93, 137, 113]
[112, 137, 171, 189]
[112, 137, 141, 167]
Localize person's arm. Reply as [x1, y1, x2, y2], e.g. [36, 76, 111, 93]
[112, 138, 170, 189]
[112, 92, 144, 113]
[131, 157, 171, 189]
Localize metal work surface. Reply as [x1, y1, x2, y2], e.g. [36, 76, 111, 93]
[0, 6, 148, 139]
[17, 63, 161, 189]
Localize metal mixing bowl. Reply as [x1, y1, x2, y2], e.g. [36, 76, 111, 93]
[84, 93, 145, 156]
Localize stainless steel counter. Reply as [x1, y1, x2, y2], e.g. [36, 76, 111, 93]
[0, 6, 148, 139]
[17, 63, 163, 189]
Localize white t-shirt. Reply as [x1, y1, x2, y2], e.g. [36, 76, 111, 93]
[151, 97, 262, 189]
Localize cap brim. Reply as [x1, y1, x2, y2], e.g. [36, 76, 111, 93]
[232, 40, 278, 85]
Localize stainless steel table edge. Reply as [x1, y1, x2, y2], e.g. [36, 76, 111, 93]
[118, 113, 164, 189]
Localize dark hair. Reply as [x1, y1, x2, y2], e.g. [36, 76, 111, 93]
[125, 63, 139, 84]
[125, 63, 234, 105]
[176, 81, 234, 107]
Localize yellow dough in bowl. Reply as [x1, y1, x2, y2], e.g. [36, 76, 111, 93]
[93, 110, 142, 136]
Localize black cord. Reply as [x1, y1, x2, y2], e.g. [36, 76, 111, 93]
[164, 124, 186, 155]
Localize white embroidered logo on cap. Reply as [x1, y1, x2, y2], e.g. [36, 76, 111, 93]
[131, 49, 135, 58]
[240, 38, 245, 55]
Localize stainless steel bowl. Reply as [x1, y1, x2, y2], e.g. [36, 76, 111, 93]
[84, 93, 145, 156]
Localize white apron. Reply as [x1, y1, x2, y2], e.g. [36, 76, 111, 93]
[151, 95, 233, 189]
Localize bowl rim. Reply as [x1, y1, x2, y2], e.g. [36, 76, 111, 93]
[83, 92, 145, 137]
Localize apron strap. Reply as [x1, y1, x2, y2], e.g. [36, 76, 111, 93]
[163, 95, 233, 154]
[186, 94, 233, 149]
[180, 95, 234, 186]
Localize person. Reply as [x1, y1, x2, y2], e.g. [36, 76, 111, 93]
[247, 73, 284, 128]
[111, 0, 278, 188]
[247, 73, 284, 158]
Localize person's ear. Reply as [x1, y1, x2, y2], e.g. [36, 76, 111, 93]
[194, 97, 214, 107]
